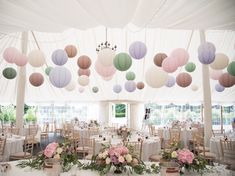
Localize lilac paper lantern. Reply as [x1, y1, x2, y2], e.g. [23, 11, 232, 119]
[215, 83, 225, 92]
[129, 41, 147, 60]
[113, 84, 122, 93]
[165, 76, 175, 87]
[198, 42, 216, 64]
[95, 60, 116, 77]
[15, 54, 28, 66]
[125, 81, 136, 92]
[170, 48, 189, 67]
[162, 57, 178, 73]
[49, 66, 71, 88]
[52, 49, 68, 66]
[78, 87, 85, 93]
[3, 47, 20, 63]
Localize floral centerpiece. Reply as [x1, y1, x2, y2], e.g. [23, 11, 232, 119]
[117, 126, 131, 141]
[88, 120, 100, 127]
[161, 145, 207, 174]
[17, 142, 80, 172]
[82, 145, 159, 175]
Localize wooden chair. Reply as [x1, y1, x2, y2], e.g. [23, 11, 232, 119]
[220, 139, 235, 170]
[124, 140, 143, 160]
[10, 135, 34, 160]
[194, 135, 216, 164]
[40, 123, 49, 144]
[76, 137, 95, 159]
[0, 138, 6, 161]
[29, 125, 38, 136]
[88, 128, 99, 138]
[54, 121, 63, 136]
[212, 129, 225, 137]
[164, 128, 181, 149]
[8, 127, 19, 135]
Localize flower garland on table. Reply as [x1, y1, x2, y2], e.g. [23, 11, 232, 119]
[81, 145, 159, 175]
[17, 142, 81, 172]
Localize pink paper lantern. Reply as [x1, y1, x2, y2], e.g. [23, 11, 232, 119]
[3, 47, 20, 63]
[170, 48, 189, 67]
[210, 69, 223, 80]
[219, 73, 235, 88]
[95, 60, 116, 77]
[102, 76, 113, 81]
[15, 54, 28, 66]
[176, 72, 192, 88]
[78, 68, 90, 77]
[162, 57, 178, 73]
[29, 72, 44, 87]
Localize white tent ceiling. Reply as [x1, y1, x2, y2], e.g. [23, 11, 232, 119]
[0, 0, 235, 104]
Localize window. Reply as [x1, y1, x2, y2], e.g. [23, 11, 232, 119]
[115, 104, 126, 118]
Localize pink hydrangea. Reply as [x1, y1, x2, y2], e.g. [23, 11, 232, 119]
[108, 146, 129, 157]
[44, 142, 59, 158]
[177, 149, 194, 164]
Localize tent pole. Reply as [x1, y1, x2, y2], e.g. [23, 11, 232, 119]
[199, 30, 212, 147]
[16, 31, 28, 135]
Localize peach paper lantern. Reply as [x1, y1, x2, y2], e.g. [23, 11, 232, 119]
[77, 55, 91, 69]
[210, 53, 229, 70]
[153, 53, 167, 67]
[78, 68, 91, 77]
[64, 45, 77, 58]
[29, 72, 44, 87]
[136, 82, 145, 90]
[176, 72, 192, 88]
[218, 73, 235, 88]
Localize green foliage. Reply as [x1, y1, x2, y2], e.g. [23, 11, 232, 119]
[0, 105, 16, 122]
[24, 108, 37, 122]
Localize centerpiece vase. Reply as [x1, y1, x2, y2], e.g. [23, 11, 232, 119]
[114, 165, 122, 174]
[159, 162, 180, 176]
[44, 158, 62, 176]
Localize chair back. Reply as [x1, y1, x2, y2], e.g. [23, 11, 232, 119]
[169, 128, 181, 143]
[29, 125, 38, 136]
[88, 128, 99, 137]
[82, 137, 95, 155]
[8, 127, 20, 135]
[124, 140, 143, 160]
[0, 138, 6, 156]
[42, 123, 49, 133]
[220, 139, 235, 162]
[24, 135, 34, 158]
[212, 129, 225, 137]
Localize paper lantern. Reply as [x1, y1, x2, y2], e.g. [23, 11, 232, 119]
[29, 73, 44, 87]
[218, 73, 235, 88]
[125, 81, 136, 92]
[145, 66, 168, 88]
[210, 53, 229, 70]
[95, 60, 116, 77]
[129, 41, 147, 60]
[165, 76, 175, 87]
[153, 53, 167, 67]
[45, 66, 53, 76]
[198, 42, 216, 64]
[97, 48, 115, 66]
[49, 66, 71, 88]
[78, 75, 89, 86]
[65, 80, 76, 91]
[113, 84, 122, 93]
[15, 54, 28, 67]
[113, 53, 132, 71]
[162, 57, 178, 73]
[64, 45, 77, 58]
[210, 69, 223, 80]
[2, 67, 17, 79]
[126, 71, 135, 80]
[3, 47, 20, 63]
[77, 55, 91, 69]
[136, 82, 145, 90]
[28, 50, 45, 67]
[103, 76, 113, 81]
[51, 49, 68, 66]
[227, 61, 235, 76]
[176, 72, 192, 88]
[215, 83, 225, 92]
[78, 68, 91, 77]
[92, 86, 99, 93]
[170, 48, 189, 66]
[78, 87, 85, 93]
[185, 62, 196, 72]
[191, 84, 199, 91]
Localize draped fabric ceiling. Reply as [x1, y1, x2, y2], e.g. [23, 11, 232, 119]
[0, 0, 235, 104]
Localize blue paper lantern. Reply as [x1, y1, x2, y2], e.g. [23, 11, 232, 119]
[125, 81, 136, 92]
[113, 84, 122, 93]
[215, 83, 225, 92]
[198, 42, 216, 64]
[129, 41, 147, 60]
[52, 49, 68, 66]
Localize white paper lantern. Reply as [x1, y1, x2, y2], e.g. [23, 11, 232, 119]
[97, 48, 115, 66]
[210, 53, 229, 70]
[191, 84, 199, 91]
[65, 80, 76, 91]
[49, 66, 71, 88]
[78, 75, 89, 86]
[145, 66, 168, 88]
[28, 50, 45, 67]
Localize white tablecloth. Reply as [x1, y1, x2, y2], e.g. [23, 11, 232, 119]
[1, 161, 234, 176]
[91, 134, 161, 161]
[3, 135, 24, 161]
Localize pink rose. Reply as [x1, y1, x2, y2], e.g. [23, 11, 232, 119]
[44, 142, 58, 158]
[177, 149, 194, 164]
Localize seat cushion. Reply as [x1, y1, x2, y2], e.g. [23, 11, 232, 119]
[197, 146, 210, 152]
[76, 146, 91, 152]
[200, 152, 216, 159]
[10, 152, 31, 158]
[149, 154, 162, 162]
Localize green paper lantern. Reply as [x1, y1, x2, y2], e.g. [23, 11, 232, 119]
[227, 61, 235, 76]
[113, 53, 132, 71]
[126, 71, 136, 80]
[92, 86, 99, 93]
[45, 66, 53, 76]
[185, 62, 196, 72]
[2, 67, 17, 79]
